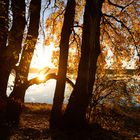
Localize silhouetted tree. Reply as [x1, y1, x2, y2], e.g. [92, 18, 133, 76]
[0, 0, 9, 99]
[63, 0, 104, 128]
[10, 0, 41, 102]
[0, 0, 26, 99]
[6, 0, 41, 124]
[0, 0, 41, 126]
[50, 0, 76, 128]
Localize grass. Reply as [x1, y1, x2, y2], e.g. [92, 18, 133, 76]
[1, 103, 140, 140]
[23, 103, 52, 114]
[89, 104, 140, 139]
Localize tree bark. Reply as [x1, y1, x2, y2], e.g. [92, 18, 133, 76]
[50, 0, 76, 128]
[63, 0, 104, 128]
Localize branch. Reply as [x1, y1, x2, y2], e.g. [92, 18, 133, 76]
[103, 13, 123, 25]
[41, 0, 51, 42]
[52, 9, 65, 33]
[91, 80, 117, 107]
[108, 0, 134, 11]
[73, 23, 83, 29]
[103, 16, 120, 36]
[26, 73, 75, 88]
[66, 77, 75, 88]
[103, 13, 140, 59]
[103, 28, 116, 46]
[53, 0, 58, 8]
[69, 29, 81, 57]
[54, 9, 65, 21]
[108, 0, 124, 9]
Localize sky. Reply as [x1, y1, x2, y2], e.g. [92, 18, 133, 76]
[25, 80, 56, 104]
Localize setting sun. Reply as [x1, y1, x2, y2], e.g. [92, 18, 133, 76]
[38, 74, 45, 81]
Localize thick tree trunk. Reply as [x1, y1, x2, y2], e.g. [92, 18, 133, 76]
[63, 0, 104, 128]
[0, 0, 26, 126]
[50, 0, 76, 128]
[10, 0, 41, 102]
[88, 0, 103, 96]
[6, 0, 41, 125]
[0, 0, 26, 98]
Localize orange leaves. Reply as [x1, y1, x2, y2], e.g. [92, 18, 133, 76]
[136, 96, 140, 104]
[101, 0, 140, 69]
[45, 38, 51, 46]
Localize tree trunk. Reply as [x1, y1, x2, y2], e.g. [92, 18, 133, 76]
[6, 0, 41, 125]
[50, 0, 76, 128]
[10, 0, 41, 102]
[63, 0, 104, 128]
[0, 0, 9, 98]
[88, 0, 103, 96]
[0, 0, 26, 98]
[7, 0, 26, 66]
[0, 0, 26, 126]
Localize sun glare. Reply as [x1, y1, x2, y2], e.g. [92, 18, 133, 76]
[38, 74, 45, 81]
[31, 42, 54, 69]
[28, 42, 55, 80]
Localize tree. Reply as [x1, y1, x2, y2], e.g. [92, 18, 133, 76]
[101, 0, 140, 69]
[45, 0, 84, 80]
[5, 0, 41, 124]
[0, 0, 26, 99]
[63, 0, 104, 128]
[87, 0, 140, 125]
[0, 0, 10, 98]
[0, 0, 42, 125]
[0, 1, 26, 126]
[10, 0, 41, 102]
[50, 0, 76, 128]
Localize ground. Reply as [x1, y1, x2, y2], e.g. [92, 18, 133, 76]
[9, 103, 51, 140]
[2, 103, 140, 140]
